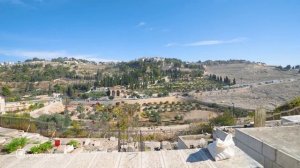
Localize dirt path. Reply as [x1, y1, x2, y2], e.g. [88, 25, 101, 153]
[30, 102, 64, 118]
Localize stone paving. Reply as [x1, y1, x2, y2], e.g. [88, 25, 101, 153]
[0, 147, 262, 168]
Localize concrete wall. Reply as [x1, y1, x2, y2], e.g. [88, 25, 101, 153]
[212, 128, 228, 141]
[177, 136, 188, 149]
[235, 129, 300, 168]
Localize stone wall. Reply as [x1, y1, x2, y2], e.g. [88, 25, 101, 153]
[235, 129, 300, 168]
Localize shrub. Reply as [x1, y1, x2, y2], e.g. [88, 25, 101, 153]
[210, 112, 235, 126]
[275, 97, 300, 112]
[29, 141, 53, 154]
[141, 112, 148, 118]
[4, 137, 28, 153]
[67, 140, 79, 148]
[174, 115, 183, 120]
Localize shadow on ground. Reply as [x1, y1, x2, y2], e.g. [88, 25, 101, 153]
[186, 148, 213, 163]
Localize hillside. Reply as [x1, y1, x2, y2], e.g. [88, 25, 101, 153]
[205, 63, 299, 84]
[0, 58, 299, 111]
[199, 62, 300, 110]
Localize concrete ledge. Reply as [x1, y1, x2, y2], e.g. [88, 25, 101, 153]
[272, 162, 283, 168]
[263, 143, 276, 161]
[213, 128, 228, 141]
[235, 139, 265, 164]
[264, 157, 274, 168]
[276, 150, 299, 168]
[235, 129, 263, 153]
[236, 127, 300, 168]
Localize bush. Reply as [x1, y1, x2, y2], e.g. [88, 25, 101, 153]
[210, 112, 235, 126]
[275, 96, 300, 112]
[29, 103, 44, 111]
[29, 141, 53, 154]
[174, 115, 183, 120]
[37, 113, 71, 129]
[141, 112, 148, 118]
[4, 137, 28, 153]
[67, 140, 79, 148]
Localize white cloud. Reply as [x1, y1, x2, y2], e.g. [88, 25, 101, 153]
[0, 49, 118, 62]
[166, 37, 247, 47]
[136, 22, 146, 27]
[136, 22, 168, 32]
[165, 43, 178, 47]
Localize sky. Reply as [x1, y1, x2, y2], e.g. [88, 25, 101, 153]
[0, 0, 299, 65]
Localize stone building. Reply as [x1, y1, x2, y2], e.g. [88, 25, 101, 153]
[109, 85, 130, 98]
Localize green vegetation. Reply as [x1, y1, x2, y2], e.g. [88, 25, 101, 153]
[208, 74, 236, 85]
[37, 114, 71, 129]
[29, 141, 53, 154]
[61, 121, 89, 138]
[67, 140, 79, 148]
[275, 96, 300, 112]
[29, 103, 44, 111]
[4, 137, 28, 153]
[1, 86, 11, 97]
[0, 64, 76, 82]
[210, 111, 235, 126]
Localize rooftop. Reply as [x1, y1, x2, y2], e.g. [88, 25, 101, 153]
[0, 147, 261, 168]
[237, 125, 300, 161]
[281, 115, 300, 124]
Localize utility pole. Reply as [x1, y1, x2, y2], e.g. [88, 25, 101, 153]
[139, 130, 143, 152]
[118, 129, 121, 152]
[232, 103, 235, 117]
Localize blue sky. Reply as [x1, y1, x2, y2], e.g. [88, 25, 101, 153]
[0, 0, 299, 65]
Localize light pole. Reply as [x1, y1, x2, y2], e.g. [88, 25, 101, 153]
[232, 103, 235, 117]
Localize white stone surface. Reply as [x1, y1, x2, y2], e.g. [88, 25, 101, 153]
[236, 126, 300, 168]
[281, 115, 300, 124]
[0, 148, 262, 168]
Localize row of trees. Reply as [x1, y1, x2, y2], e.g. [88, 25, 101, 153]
[276, 65, 300, 71]
[208, 74, 236, 85]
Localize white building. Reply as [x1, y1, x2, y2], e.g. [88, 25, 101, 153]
[0, 96, 6, 114]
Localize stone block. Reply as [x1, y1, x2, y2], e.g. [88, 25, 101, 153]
[235, 129, 263, 153]
[276, 150, 299, 168]
[263, 143, 276, 161]
[264, 157, 273, 168]
[272, 162, 283, 168]
[235, 139, 264, 164]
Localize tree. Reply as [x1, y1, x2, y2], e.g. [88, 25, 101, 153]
[80, 93, 89, 100]
[106, 88, 111, 96]
[28, 83, 34, 92]
[113, 107, 129, 131]
[78, 113, 86, 119]
[37, 113, 71, 129]
[67, 86, 74, 98]
[149, 111, 161, 123]
[284, 65, 291, 71]
[48, 83, 53, 95]
[233, 78, 236, 85]
[76, 103, 85, 114]
[1, 86, 11, 97]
